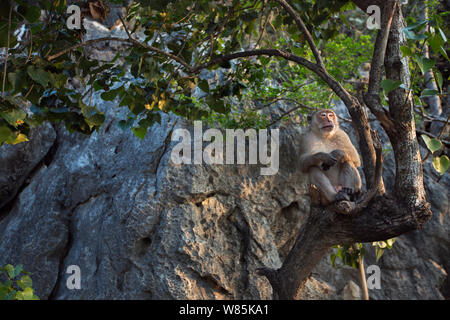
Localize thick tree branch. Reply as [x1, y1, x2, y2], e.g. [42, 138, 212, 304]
[258, 192, 431, 299]
[384, 7, 427, 205]
[364, 0, 397, 134]
[272, 0, 325, 68]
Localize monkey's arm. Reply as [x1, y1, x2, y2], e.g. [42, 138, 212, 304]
[333, 130, 361, 167]
[299, 132, 338, 172]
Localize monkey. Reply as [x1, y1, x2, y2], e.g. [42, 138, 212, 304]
[299, 109, 362, 206]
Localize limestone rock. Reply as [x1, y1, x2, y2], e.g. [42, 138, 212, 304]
[342, 281, 361, 300]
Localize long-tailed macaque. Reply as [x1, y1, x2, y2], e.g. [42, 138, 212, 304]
[299, 109, 362, 205]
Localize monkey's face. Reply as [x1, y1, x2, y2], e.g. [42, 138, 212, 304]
[313, 110, 338, 136]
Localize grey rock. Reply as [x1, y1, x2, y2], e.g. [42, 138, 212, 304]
[0, 98, 308, 299]
[0, 98, 448, 300]
[0, 123, 56, 210]
[342, 280, 361, 300]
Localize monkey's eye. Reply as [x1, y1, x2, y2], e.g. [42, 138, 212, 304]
[320, 113, 327, 117]
[328, 113, 334, 118]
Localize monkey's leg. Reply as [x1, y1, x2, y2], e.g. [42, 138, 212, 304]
[309, 167, 337, 204]
[338, 162, 362, 200]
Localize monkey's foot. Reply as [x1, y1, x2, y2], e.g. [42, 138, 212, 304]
[334, 200, 356, 215]
[335, 190, 351, 201]
[336, 187, 358, 201]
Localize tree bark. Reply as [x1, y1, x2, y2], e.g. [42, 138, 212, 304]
[384, 7, 428, 206]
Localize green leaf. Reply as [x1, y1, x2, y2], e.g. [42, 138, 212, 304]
[3, 264, 15, 279]
[100, 87, 122, 101]
[132, 126, 148, 140]
[17, 5, 41, 23]
[428, 34, 449, 60]
[434, 70, 443, 92]
[206, 96, 226, 113]
[421, 134, 442, 153]
[0, 125, 13, 144]
[17, 275, 32, 290]
[27, 66, 51, 88]
[400, 45, 414, 57]
[8, 70, 28, 90]
[85, 113, 105, 129]
[198, 80, 209, 93]
[375, 247, 385, 262]
[403, 29, 427, 40]
[0, 22, 17, 47]
[420, 89, 439, 98]
[436, 27, 447, 43]
[414, 56, 435, 74]
[22, 287, 34, 300]
[432, 155, 450, 175]
[381, 79, 403, 94]
[0, 284, 9, 299]
[79, 102, 105, 129]
[10, 133, 29, 145]
[404, 20, 428, 31]
[5, 290, 17, 300]
[259, 56, 270, 66]
[118, 118, 134, 131]
[0, 109, 27, 128]
[13, 264, 23, 278]
[330, 253, 336, 268]
[386, 238, 395, 249]
[336, 247, 342, 259]
[291, 46, 303, 56]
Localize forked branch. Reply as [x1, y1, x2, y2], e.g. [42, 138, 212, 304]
[364, 0, 397, 134]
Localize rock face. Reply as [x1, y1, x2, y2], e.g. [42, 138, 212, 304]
[0, 123, 56, 210]
[0, 95, 308, 299]
[0, 97, 448, 300]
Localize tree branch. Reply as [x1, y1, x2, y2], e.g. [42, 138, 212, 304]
[257, 191, 431, 299]
[46, 36, 193, 72]
[363, 0, 397, 135]
[384, 7, 428, 205]
[272, 0, 325, 68]
[266, 103, 308, 128]
[1, 4, 13, 99]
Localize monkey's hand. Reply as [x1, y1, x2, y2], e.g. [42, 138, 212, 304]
[330, 149, 347, 163]
[317, 152, 337, 171]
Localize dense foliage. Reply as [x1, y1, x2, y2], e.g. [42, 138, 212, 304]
[0, 264, 39, 300]
[0, 1, 447, 154]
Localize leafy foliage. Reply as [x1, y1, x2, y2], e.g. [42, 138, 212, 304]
[330, 238, 396, 269]
[372, 238, 396, 262]
[0, 264, 39, 300]
[398, 1, 449, 176]
[0, 0, 374, 143]
[330, 243, 365, 269]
